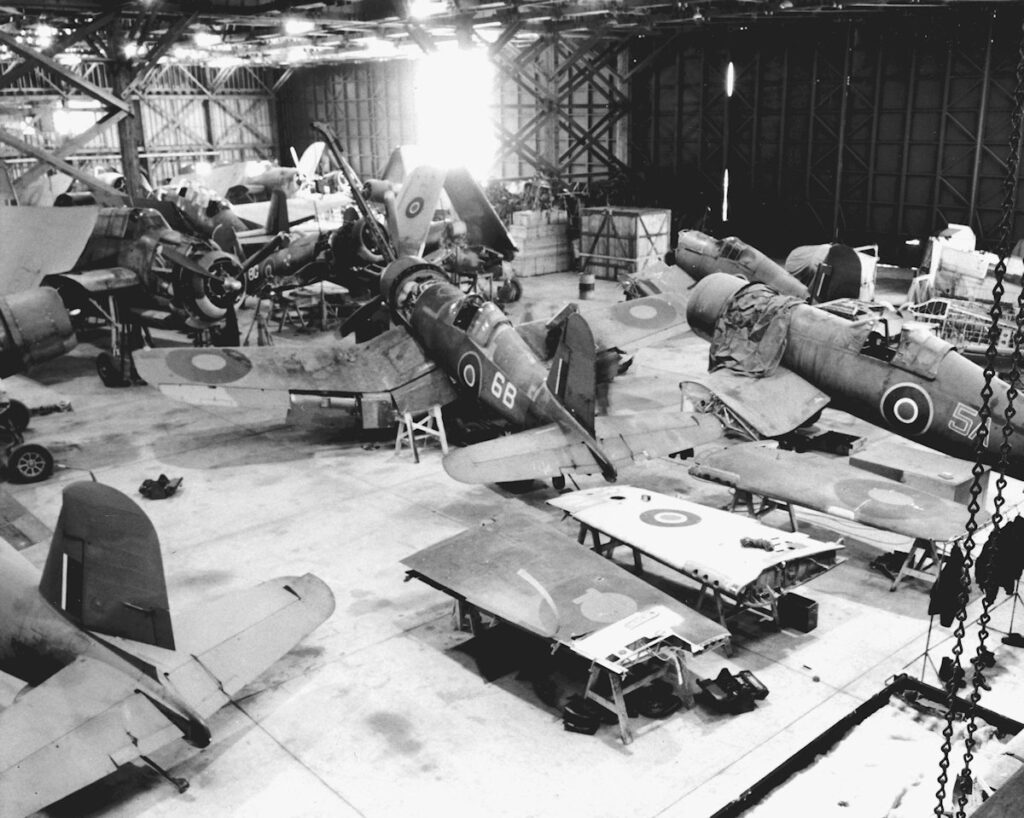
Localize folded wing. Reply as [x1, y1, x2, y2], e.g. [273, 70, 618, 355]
[133, 327, 457, 415]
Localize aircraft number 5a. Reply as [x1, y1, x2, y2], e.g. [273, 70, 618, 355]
[948, 402, 986, 439]
[490, 372, 517, 409]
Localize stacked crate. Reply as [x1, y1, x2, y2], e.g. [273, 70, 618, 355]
[507, 209, 572, 276]
[579, 207, 671, 280]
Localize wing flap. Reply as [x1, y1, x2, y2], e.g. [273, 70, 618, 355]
[0, 656, 180, 818]
[442, 411, 725, 484]
[166, 574, 335, 718]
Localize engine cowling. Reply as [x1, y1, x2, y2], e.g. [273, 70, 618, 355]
[171, 249, 244, 324]
[0, 287, 77, 377]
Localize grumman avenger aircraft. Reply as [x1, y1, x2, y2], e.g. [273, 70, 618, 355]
[0, 481, 334, 817]
[133, 254, 714, 482]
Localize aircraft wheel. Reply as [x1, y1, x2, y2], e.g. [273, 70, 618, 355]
[498, 278, 523, 303]
[497, 479, 539, 494]
[96, 353, 130, 388]
[0, 400, 31, 433]
[5, 443, 54, 483]
[552, 475, 566, 491]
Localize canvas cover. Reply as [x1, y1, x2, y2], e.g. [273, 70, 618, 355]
[708, 283, 801, 377]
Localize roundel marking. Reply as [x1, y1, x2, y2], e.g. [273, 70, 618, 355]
[880, 383, 933, 436]
[405, 197, 425, 219]
[834, 477, 944, 519]
[609, 298, 680, 329]
[639, 508, 702, 527]
[457, 351, 482, 392]
[165, 348, 253, 384]
[575, 588, 638, 624]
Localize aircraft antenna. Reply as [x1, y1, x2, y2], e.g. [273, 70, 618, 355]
[933, 18, 1024, 817]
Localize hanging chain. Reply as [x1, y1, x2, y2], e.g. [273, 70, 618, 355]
[935, 17, 1024, 817]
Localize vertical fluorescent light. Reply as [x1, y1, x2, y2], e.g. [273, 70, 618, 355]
[414, 47, 496, 178]
[726, 61, 735, 97]
[722, 168, 730, 222]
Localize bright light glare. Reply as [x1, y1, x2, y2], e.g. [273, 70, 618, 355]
[284, 17, 315, 36]
[726, 61, 735, 97]
[122, 42, 141, 59]
[721, 168, 730, 222]
[193, 30, 221, 48]
[408, 0, 446, 18]
[52, 108, 96, 137]
[194, 161, 213, 177]
[414, 48, 496, 179]
[35, 23, 56, 50]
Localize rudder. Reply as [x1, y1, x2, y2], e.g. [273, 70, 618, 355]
[39, 482, 175, 649]
[546, 310, 597, 436]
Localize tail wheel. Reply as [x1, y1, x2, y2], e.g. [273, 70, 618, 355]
[6, 443, 54, 483]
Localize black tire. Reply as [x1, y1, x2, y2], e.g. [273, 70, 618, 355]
[498, 277, 523, 303]
[0, 400, 30, 433]
[552, 475, 566, 491]
[96, 352, 130, 387]
[6, 443, 54, 483]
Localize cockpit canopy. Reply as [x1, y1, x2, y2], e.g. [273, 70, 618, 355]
[451, 294, 510, 346]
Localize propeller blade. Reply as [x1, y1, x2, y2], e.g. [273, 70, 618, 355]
[339, 294, 384, 338]
[212, 223, 243, 259]
[161, 245, 242, 293]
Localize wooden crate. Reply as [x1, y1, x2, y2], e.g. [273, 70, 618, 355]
[579, 207, 671, 280]
[509, 215, 572, 276]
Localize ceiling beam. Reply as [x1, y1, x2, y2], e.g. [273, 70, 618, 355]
[13, 109, 128, 189]
[0, 9, 119, 89]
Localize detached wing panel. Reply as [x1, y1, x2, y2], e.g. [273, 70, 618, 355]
[0, 656, 181, 818]
[134, 327, 456, 415]
[0, 205, 99, 294]
[443, 411, 725, 484]
[690, 441, 982, 542]
[165, 573, 335, 718]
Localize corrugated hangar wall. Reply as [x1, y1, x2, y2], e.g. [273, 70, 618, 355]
[279, 5, 1024, 256]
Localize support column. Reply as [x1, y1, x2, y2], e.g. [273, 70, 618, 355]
[112, 60, 146, 200]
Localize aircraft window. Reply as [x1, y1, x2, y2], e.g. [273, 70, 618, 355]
[467, 302, 511, 346]
[453, 296, 484, 330]
[720, 239, 742, 261]
[859, 318, 897, 362]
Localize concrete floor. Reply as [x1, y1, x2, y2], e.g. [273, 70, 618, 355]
[4, 268, 1024, 818]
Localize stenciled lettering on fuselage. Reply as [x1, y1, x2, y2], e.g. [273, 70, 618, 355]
[456, 349, 519, 415]
[947, 401, 988, 440]
[879, 382, 934, 436]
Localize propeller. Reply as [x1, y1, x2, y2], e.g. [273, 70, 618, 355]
[161, 245, 243, 293]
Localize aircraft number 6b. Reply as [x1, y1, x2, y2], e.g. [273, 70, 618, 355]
[490, 372, 517, 409]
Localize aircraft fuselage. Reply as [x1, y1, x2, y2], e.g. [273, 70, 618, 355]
[688, 274, 1024, 477]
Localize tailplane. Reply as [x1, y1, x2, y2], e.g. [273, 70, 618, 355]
[39, 482, 174, 649]
[546, 310, 597, 436]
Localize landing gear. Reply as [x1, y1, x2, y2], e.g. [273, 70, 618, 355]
[0, 400, 30, 433]
[4, 443, 53, 483]
[552, 475, 567, 491]
[96, 351, 133, 387]
[497, 276, 523, 305]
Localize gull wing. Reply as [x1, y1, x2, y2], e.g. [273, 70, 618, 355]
[0, 656, 183, 818]
[0, 205, 99, 293]
[133, 326, 458, 415]
[443, 411, 725, 484]
[690, 441, 983, 542]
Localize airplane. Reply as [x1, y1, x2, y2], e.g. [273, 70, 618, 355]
[132, 254, 710, 484]
[167, 142, 327, 204]
[3, 204, 249, 387]
[0, 480, 335, 817]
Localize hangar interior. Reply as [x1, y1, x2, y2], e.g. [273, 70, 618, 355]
[4, 1, 1024, 817]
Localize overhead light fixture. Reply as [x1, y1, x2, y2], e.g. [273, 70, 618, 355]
[193, 30, 221, 48]
[284, 17, 316, 36]
[55, 52, 81, 67]
[122, 42, 141, 59]
[779, 0, 794, 8]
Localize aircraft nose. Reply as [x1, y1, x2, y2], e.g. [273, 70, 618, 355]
[685, 272, 747, 341]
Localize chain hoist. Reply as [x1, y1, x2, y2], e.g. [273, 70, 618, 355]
[934, 17, 1024, 818]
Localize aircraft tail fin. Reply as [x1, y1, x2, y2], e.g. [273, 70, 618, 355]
[39, 482, 175, 650]
[265, 187, 290, 234]
[546, 310, 597, 436]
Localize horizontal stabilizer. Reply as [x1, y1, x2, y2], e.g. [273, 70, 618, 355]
[39, 482, 174, 649]
[0, 656, 182, 818]
[163, 573, 335, 718]
[685, 366, 829, 438]
[690, 441, 982, 542]
[443, 411, 725, 484]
